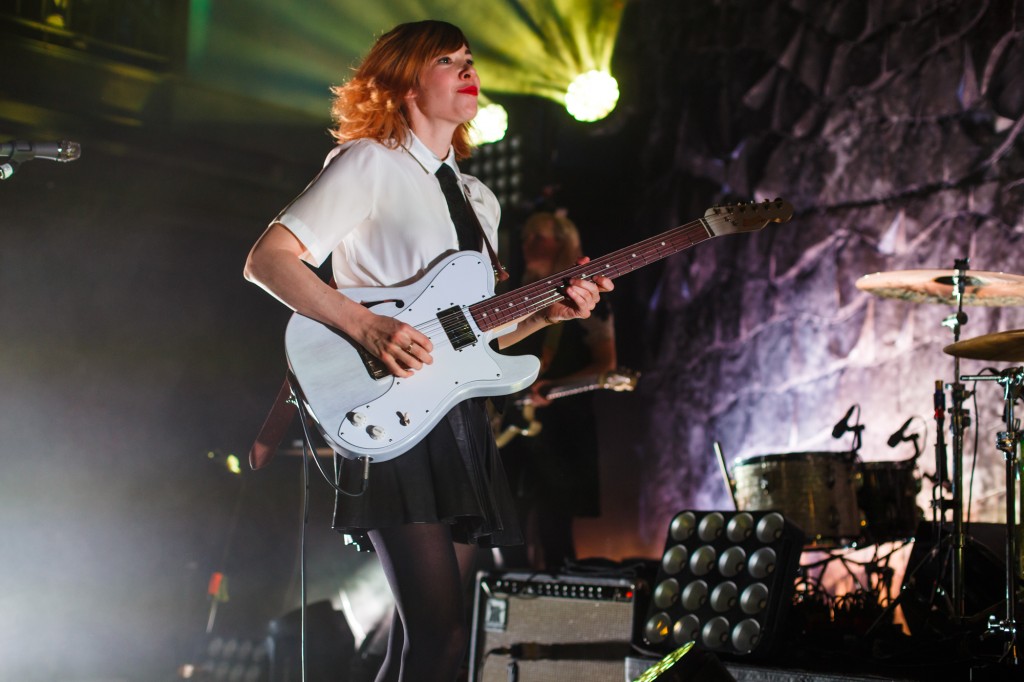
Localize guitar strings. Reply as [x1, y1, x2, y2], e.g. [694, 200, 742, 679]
[384, 215, 718, 353]
[399, 220, 702, 350]
[361, 204, 779, 353]
[406, 287, 567, 352]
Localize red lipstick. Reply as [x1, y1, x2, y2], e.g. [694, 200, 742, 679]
[458, 86, 479, 96]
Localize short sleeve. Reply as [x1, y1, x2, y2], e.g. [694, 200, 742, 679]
[273, 142, 379, 266]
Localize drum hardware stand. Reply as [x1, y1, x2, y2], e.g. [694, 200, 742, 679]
[712, 441, 739, 511]
[928, 379, 951, 525]
[961, 367, 1023, 666]
[943, 258, 973, 620]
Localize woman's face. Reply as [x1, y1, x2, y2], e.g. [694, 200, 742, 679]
[406, 45, 480, 127]
[522, 218, 560, 273]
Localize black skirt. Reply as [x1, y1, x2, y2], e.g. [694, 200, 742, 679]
[332, 398, 523, 552]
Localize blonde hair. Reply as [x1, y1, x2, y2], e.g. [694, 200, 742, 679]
[329, 20, 475, 159]
[522, 211, 582, 277]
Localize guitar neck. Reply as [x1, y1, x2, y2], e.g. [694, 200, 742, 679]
[469, 218, 712, 332]
[541, 376, 606, 401]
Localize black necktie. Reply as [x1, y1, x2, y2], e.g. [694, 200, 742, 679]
[435, 163, 481, 251]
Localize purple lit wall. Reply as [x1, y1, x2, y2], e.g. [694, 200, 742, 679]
[602, 0, 1024, 552]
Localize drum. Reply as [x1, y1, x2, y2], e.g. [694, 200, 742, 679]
[857, 458, 922, 544]
[733, 452, 862, 548]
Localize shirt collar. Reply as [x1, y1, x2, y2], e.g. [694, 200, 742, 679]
[402, 131, 458, 176]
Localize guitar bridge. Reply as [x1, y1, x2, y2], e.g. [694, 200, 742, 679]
[357, 345, 390, 380]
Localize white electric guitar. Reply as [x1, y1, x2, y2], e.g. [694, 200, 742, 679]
[284, 199, 793, 462]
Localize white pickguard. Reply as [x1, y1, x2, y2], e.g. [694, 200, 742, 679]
[284, 252, 540, 462]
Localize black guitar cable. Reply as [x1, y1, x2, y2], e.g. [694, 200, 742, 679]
[288, 379, 371, 682]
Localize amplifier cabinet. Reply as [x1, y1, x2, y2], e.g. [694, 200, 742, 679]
[468, 570, 641, 682]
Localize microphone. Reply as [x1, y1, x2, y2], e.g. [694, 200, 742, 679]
[832, 405, 856, 438]
[886, 417, 915, 447]
[0, 140, 81, 179]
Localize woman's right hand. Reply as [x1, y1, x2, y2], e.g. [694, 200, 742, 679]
[245, 224, 433, 378]
[351, 307, 434, 378]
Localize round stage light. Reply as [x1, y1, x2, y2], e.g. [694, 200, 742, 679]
[709, 582, 738, 612]
[681, 580, 709, 611]
[689, 545, 717, 576]
[644, 612, 672, 644]
[727, 512, 755, 542]
[699, 512, 725, 541]
[740, 582, 769, 614]
[670, 511, 697, 541]
[673, 614, 700, 645]
[718, 546, 747, 577]
[747, 547, 777, 579]
[701, 616, 730, 648]
[731, 618, 762, 653]
[469, 102, 508, 146]
[564, 69, 619, 122]
[662, 544, 688, 574]
[654, 578, 680, 609]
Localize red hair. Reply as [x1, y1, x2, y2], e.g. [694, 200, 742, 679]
[330, 20, 475, 159]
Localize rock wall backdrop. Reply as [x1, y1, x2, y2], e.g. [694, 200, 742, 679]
[623, 0, 1024, 549]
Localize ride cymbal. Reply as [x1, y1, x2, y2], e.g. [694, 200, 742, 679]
[943, 329, 1024, 362]
[856, 269, 1024, 307]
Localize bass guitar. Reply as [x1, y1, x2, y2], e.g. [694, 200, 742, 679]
[284, 198, 793, 462]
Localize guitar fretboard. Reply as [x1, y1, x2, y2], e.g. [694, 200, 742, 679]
[469, 218, 711, 332]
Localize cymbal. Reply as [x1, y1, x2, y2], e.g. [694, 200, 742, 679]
[856, 269, 1024, 306]
[943, 329, 1024, 362]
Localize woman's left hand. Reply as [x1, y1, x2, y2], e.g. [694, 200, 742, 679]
[543, 256, 614, 323]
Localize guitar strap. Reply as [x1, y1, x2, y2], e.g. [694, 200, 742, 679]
[249, 373, 297, 470]
[461, 184, 509, 283]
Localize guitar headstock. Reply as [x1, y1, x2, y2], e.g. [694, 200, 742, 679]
[704, 198, 793, 236]
[601, 368, 641, 392]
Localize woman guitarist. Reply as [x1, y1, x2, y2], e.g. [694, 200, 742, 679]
[243, 20, 612, 682]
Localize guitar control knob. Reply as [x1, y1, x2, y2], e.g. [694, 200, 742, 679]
[348, 412, 367, 426]
[369, 426, 387, 440]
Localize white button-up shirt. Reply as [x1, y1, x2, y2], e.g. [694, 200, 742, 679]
[274, 132, 500, 290]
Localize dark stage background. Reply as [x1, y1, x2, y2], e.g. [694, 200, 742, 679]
[3, 1, 1024, 680]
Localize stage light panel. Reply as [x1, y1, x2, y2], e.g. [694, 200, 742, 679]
[642, 510, 804, 658]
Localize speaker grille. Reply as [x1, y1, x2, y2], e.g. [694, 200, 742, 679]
[469, 571, 639, 682]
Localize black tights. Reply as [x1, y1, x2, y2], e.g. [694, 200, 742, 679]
[368, 524, 478, 682]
